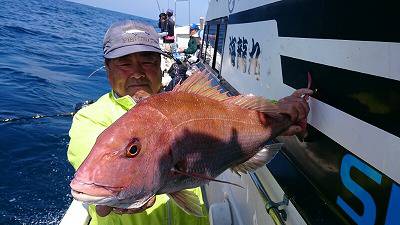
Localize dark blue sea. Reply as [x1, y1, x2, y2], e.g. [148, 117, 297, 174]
[0, 0, 156, 224]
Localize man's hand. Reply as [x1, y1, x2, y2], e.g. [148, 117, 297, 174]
[277, 88, 313, 137]
[95, 196, 156, 217]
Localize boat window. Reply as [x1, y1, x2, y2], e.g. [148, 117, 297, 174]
[215, 19, 227, 73]
[201, 25, 208, 60]
[200, 17, 228, 75]
[205, 24, 217, 68]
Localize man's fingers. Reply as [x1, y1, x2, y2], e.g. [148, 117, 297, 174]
[278, 97, 309, 122]
[292, 88, 313, 98]
[289, 99, 307, 121]
[111, 196, 157, 215]
[297, 99, 309, 121]
[96, 205, 113, 217]
[277, 103, 296, 122]
[96, 206, 142, 216]
[281, 125, 302, 136]
[146, 196, 156, 208]
[113, 207, 144, 215]
[113, 208, 137, 214]
[288, 97, 310, 120]
[275, 88, 312, 137]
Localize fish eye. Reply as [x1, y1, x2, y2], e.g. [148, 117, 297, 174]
[126, 139, 141, 158]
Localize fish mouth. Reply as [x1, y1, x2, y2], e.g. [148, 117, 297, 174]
[71, 189, 155, 209]
[70, 178, 123, 197]
[71, 189, 112, 204]
[70, 179, 154, 209]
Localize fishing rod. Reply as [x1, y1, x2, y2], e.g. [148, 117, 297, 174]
[155, 0, 161, 14]
[0, 49, 177, 124]
[88, 65, 105, 78]
[0, 100, 94, 124]
[1, 64, 110, 124]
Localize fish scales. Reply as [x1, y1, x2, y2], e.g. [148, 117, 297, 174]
[130, 93, 265, 194]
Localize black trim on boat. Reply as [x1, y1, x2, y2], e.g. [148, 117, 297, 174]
[281, 55, 400, 138]
[228, 0, 400, 42]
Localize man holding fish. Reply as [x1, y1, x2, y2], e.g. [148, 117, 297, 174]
[67, 20, 312, 225]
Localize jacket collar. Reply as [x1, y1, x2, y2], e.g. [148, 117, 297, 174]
[111, 90, 136, 110]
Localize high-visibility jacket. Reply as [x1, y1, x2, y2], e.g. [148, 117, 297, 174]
[67, 91, 210, 225]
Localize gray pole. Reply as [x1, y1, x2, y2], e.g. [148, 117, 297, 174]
[174, 1, 176, 24]
[189, 0, 191, 24]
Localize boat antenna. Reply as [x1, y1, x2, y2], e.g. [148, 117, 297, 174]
[155, 0, 161, 13]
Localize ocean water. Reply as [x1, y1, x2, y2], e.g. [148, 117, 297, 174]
[0, 0, 157, 224]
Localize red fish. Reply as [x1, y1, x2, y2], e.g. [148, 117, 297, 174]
[70, 72, 310, 216]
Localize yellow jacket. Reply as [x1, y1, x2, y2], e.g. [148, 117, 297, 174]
[67, 91, 209, 225]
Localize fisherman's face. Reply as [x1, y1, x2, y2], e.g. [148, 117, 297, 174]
[106, 52, 162, 100]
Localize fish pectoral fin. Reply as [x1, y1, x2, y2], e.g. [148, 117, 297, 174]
[231, 143, 283, 174]
[172, 168, 244, 188]
[168, 190, 204, 217]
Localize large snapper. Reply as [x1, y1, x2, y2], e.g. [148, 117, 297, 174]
[70, 72, 302, 216]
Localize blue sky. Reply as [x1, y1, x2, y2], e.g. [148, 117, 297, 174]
[67, 0, 209, 25]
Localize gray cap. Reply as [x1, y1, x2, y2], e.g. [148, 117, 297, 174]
[103, 20, 163, 59]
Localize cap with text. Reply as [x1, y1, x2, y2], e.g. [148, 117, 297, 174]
[103, 20, 163, 59]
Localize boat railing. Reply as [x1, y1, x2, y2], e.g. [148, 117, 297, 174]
[59, 200, 90, 225]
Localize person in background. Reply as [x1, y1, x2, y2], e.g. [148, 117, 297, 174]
[158, 12, 167, 33]
[158, 12, 168, 44]
[67, 20, 209, 225]
[164, 9, 175, 43]
[198, 16, 205, 41]
[179, 23, 201, 55]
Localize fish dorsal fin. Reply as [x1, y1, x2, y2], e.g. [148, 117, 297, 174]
[172, 71, 230, 101]
[223, 95, 280, 114]
[231, 143, 283, 174]
[167, 190, 204, 217]
[172, 72, 279, 114]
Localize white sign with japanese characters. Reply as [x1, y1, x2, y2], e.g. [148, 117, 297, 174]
[221, 20, 288, 99]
